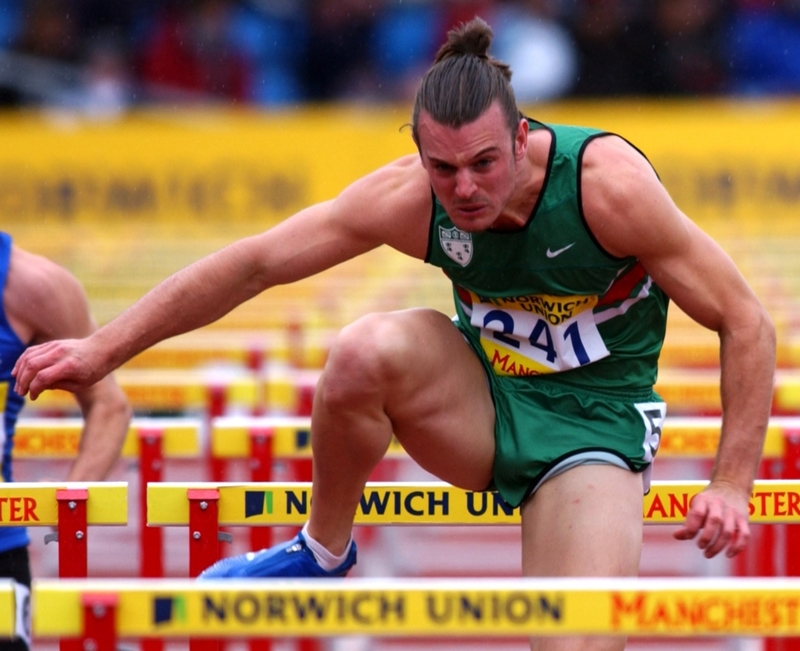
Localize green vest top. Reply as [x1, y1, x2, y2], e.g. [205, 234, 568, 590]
[424, 120, 669, 390]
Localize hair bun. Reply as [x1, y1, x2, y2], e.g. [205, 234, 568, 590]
[434, 16, 494, 64]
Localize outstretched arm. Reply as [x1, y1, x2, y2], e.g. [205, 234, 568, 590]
[14, 201, 361, 399]
[6, 248, 132, 480]
[582, 136, 776, 558]
[13, 156, 433, 400]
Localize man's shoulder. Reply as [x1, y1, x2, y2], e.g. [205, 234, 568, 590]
[5, 247, 89, 337]
[349, 155, 431, 216]
[332, 155, 432, 259]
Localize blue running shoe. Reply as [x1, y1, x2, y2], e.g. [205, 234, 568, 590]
[198, 531, 357, 579]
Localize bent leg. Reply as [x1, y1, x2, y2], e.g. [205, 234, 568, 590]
[308, 308, 496, 554]
[522, 465, 644, 651]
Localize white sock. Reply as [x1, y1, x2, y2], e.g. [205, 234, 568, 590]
[301, 522, 352, 571]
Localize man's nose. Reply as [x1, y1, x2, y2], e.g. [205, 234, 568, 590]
[454, 170, 477, 198]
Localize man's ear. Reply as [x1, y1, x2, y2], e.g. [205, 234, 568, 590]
[514, 118, 529, 161]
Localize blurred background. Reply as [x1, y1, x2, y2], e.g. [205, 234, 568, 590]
[2, 0, 800, 110]
[0, 0, 798, 333]
[3, 1, 800, 650]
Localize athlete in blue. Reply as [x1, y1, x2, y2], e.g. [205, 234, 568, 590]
[0, 233, 130, 649]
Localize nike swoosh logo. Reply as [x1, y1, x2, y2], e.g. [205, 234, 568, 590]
[546, 243, 576, 258]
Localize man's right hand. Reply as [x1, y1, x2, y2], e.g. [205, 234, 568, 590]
[13, 338, 103, 399]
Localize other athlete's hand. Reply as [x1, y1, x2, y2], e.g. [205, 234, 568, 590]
[13, 338, 103, 399]
[673, 481, 751, 558]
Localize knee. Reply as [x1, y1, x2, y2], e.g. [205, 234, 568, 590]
[317, 312, 414, 406]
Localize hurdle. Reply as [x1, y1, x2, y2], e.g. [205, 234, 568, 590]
[22, 369, 260, 417]
[120, 326, 334, 373]
[149, 479, 795, 651]
[0, 483, 127, 651]
[0, 482, 126, 576]
[0, 581, 16, 644]
[29, 576, 800, 648]
[115, 324, 800, 372]
[24, 364, 800, 419]
[14, 417, 201, 579]
[210, 414, 798, 461]
[147, 480, 800, 531]
[223, 413, 800, 567]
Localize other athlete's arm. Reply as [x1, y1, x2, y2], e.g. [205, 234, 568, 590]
[581, 136, 776, 559]
[6, 248, 132, 480]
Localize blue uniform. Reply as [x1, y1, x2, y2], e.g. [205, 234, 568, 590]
[0, 233, 29, 553]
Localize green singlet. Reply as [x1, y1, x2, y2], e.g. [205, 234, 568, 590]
[424, 119, 670, 507]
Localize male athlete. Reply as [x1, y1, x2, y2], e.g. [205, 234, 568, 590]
[11, 18, 775, 651]
[0, 233, 131, 650]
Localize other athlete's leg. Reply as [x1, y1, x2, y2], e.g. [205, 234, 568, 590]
[522, 464, 644, 651]
[308, 308, 496, 554]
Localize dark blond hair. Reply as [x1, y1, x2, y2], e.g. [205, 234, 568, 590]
[412, 17, 520, 144]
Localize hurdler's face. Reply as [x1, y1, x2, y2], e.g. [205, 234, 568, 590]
[417, 102, 527, 233]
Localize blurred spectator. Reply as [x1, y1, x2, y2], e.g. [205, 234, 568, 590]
[229, 0, 307, 105]
[566, 0, 654, 97]
[370, 1, 445, 102]
[12, 0, 81, 64]
[137, 0, 251, 103]
[1, 0, 800, 107]
[725, 0, 800, 95]
[440, 0, 498, 29]
[647, 0, 730, 95]
[301, 0, 380, 102]
[370, 1, 508, 103]
[0, 0, 23, 105]
[81, 33, 131, 118]
[490, 0, 578, 102]
[0, 0, 21, 48]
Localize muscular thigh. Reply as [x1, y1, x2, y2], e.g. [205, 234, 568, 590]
[520, 467, 642, 651]
[334, 308, 496, 491]
[521, 464, 643, 578]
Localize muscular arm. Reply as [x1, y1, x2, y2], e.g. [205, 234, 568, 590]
[582, 136, 776, 557]
[6, 248, 132, 481]
[14, 156, 433, 399]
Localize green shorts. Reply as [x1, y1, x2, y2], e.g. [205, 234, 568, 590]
[486, 372, 665, 508]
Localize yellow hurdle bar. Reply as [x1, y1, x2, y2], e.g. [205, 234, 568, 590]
[24, 370, 259, 412]
[211, 415, 798, 460]
[14, 418, 202, 459]
[0, 483, 127, 526]
[147, 480, 800, 527]
[21, 369, 800, 415]
[0, 581, 14, 639]
[211, 416, 405, 459]
[119, 327, 800, 371]
[31, 576, 800, 638]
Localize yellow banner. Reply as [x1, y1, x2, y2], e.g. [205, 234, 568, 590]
[14, 418, 201, 459]
[31, 577, 800, 638]
[0, 483, 126, 526]
[147, 480, 800, 526]
[0, 107, 415, 230]
[532, 99, 800, 227]
[2, 100, 800, 231]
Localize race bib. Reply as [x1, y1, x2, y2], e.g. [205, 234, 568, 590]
[466, 291, 610, 376]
